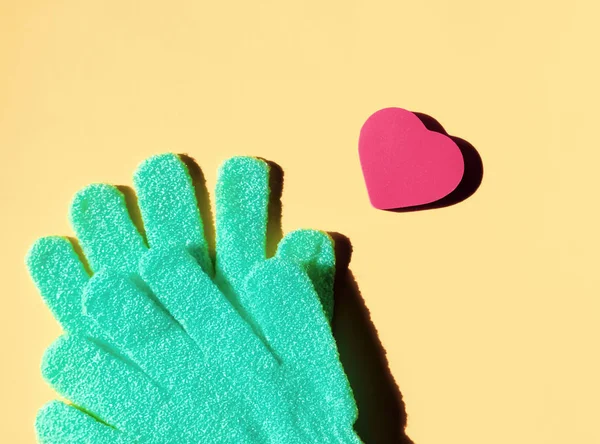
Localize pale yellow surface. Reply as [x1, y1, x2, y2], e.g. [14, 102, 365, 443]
[1, 1, 599, 443]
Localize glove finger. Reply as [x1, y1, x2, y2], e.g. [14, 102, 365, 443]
[70, 184, 147, 274]
[133, 154, 213, 275]
[36, 400, 131, 444]
[276, 229, 335, 323]
[83, 269, 205, 392]
[139, 246, 278, 376]
[83, 268, 280, 440]
[42, 334, 163, 436]
[214, 157, 269, 303]
[139, 247, 306, 440]
[26, 237, 97, 336]
[243, 258, 357, 434]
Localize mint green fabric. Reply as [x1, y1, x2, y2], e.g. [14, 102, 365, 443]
[275, 229, 335, 322]
[36, 401, 131, 444]
[27, 154, 358, 443]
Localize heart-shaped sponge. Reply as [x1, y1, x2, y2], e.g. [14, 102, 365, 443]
[359, 108, 465, 210]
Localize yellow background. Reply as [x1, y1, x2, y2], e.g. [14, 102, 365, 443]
[2, 1, 600, 442]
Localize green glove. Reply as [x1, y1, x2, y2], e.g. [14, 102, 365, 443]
[28, 154, 359, 443]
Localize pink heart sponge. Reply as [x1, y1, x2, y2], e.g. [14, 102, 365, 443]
[359, 107, 465, 210]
